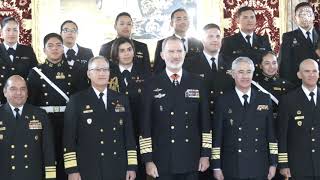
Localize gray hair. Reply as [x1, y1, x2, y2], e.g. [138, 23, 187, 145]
[231, 57, 255, 72]
[161, 35, 184, 52]
[88, 56, 109, 70]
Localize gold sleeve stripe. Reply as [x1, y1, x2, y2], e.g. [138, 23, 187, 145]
[139, 137, 153, 154]
[45, 166, 56, 179]
[64, 152, 77, 168]
[211, 147, 221, 159]
[278, 152, 288, 163]
[64, 152, 76, 157]
[65, 159, 77, 169]
[269, 143, 278, 154]
[202, 143, 212, 148]
[127, 150, 138, 165]
[140, 148, 152, 154]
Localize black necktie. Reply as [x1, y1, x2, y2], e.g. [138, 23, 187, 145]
[99, 92, 105, 109]
[171, 74, 179, 86]
[14, 108, 20, 120]
[243, 94, 249, 110]
[309, 92, 316, 107]
[66, 49, 76, 61]
[7, 47, 15, 60]
[306, 31, 313, 46]
[245, 35, 251, 47]
[122, 70, 131, 86]
[211, 57, 217, 72]
[181, 38, 187, 51]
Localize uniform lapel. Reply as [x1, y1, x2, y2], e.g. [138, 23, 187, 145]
[312, 29, 319, 48]
[0, 44, 12, 64]
[236, 32, 249, 49]
[296, 29, 313, 48]
[3, 103, 17, 142]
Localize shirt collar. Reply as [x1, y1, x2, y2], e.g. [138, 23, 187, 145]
[203, 51, 219, 68]
[299, 27, 314, 39]
[166, 68, 183, 82]
[235, 87, 251, 105]
[301, 84, 317, 99]
[8, 103, 23, 115]
[4, 42, 18, 50]
[92, 87, 108, 98]
[64, 44, 79, 55]
[240, 31, 254, 43]
[119, 64, 133, 73]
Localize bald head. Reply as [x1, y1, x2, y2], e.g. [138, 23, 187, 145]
[297, 59, 319, 90]
[4, 75, 28, 107]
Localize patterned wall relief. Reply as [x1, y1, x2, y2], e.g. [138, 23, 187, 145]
[223, 0, 280, 52]
[0, 0, 32, 45]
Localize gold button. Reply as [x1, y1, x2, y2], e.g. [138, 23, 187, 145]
[239, 127, 242, 130]
[238, 138, 242, 141]
[220, 91, 223, 94]
[11, 145, 15, 149]
[24, 144, 28, 148]
[185, 125, 189, 128]
[100, 129, 104, 132]
[24, 155, 28, 158]
[171, 112, 174, 115]
[210, 91, 214, 94]
[255, 139, 258, 142]
[11, 155, 15, 159]
[210, 111, 214, 114]
[46, 102, 49, 105]
[11, 68, 15, 70]
[210, 101, 214, 104]
[101, 153, 104, 156]
[312, 149, 315, 153]
[255, 149, 258, 152]
[256, 128, 259, 131]
[312, 127, 315, 131]
[185, 139, 189, 142]
[67, 92, 70, 95]
[100, 141, 104, 144]
[238, 149, 242, 153]
[113, 152, 117, 155]
[125, 91, 129, 95]
[171, 139, 175, 143]
[113, 139, 117, 143]
[44, 93, 48, 96]
[25, 165, 28, 169]
[12, 166, 15, 170]
[312, 139, 315, 142]
[171, 126, 175, 129]
[42, 84, 46, 87]
[113, 127, 116, 131]
[185, 112, 188, 115]
[68, 82, 71, 85]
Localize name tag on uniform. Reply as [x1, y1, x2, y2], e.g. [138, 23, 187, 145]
[257, 105, 269, 111]
[21, 56, 30, 60]
[115, 104, 125, 112]
[294, 116, 304, 120]
[29, 120, 42, 130]
[273, 87, 282, 91]
[83, 109, 93, 113]
[154, 93, 166, 99]
[185, 89, 200, 98]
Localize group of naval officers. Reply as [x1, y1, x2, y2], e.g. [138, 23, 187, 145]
[0, 2, 320, 180]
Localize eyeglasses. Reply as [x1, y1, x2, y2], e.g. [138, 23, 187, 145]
[89, 68, 110, 73]
[62, 28, 78, 33]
